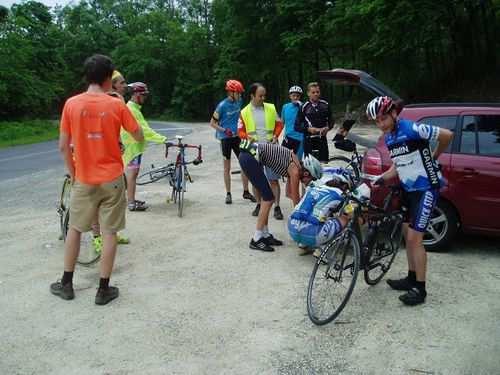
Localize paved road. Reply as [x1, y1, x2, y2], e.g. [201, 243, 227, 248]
[0, 121, 192, 182]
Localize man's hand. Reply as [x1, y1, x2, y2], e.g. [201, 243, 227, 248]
[272, 135, 278, 144]
[224, 128, 233, 137]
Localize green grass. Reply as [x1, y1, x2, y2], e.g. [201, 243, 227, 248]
[0, 120, 59, 148]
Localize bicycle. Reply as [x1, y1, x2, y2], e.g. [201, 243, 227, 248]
[306, 184, 405, 325]
[136, 135, 203, 217]
[57, 175, 101, 266]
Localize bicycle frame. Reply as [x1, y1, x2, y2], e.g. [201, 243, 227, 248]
[164, 137, 203, 217]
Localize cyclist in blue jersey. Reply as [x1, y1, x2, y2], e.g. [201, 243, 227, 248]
[288, 167, 354, 256]
[367, 96, 453, 306]
[281, 85, 304, 158]
[210, 80, 255, 204]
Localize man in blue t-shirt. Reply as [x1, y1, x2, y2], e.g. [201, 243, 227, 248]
[281, 85, 304, 158]
[210, 80, 255, 204]
[367, 96, 453, 306]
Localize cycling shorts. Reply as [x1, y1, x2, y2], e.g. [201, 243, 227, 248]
[220, 137, 241, 160]
[238, 151, 274, 202]
[402, 189, 439, 232]
[287, 217, 342, 247]
[127, 154, 142, 170]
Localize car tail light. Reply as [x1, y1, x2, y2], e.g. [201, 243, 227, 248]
[362, 148, 383, 177]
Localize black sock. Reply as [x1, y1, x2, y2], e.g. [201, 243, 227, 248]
[415, 281, 427, 296]
[227, 192, 231, 195]
[61, 271, 73, 285]
[408, 270, 417, 284]
[99, 278, 110, 290]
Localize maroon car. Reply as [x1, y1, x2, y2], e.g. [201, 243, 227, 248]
[319, 69, 500, 251]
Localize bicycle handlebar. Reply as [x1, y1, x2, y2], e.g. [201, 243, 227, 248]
[164, 142, 203, 165]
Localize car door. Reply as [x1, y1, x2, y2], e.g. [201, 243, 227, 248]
[449, 111, 500, 232]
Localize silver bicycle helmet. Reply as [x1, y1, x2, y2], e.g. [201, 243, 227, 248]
[302, 155, 322, 180]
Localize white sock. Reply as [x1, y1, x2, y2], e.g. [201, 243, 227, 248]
[253, 230, 264, 242]
[262, 226, 270, 237]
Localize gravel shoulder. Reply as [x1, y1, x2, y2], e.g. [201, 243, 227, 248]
[1, 123, 499, 375]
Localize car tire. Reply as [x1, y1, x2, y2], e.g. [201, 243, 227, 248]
[423, 199, 459, 252]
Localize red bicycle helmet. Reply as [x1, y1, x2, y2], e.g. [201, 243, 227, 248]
[128, 82, 149, 94]
[225, 79, 244, 93]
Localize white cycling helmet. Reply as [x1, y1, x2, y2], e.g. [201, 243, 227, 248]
[302, 155, 322, 180]
[366, 96, 395, 120]
[289, 85, 303, 94]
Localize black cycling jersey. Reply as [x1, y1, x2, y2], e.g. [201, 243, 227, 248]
[294, 99, 333, 134]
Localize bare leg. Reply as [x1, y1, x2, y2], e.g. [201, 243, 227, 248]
[402, 223, 416, 272]
[126, 168, 139, 203]
[100, 233, 118, 278]
[223, 159, 231, 193]
[241, 171, 250, 192]
[270, 180, 281, 207]
[405, 228, 427, 282]
[257, 200, 273, 230]
[64, 227, 81, 272]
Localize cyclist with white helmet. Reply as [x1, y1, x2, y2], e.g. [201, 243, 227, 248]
[122, 82, 168, 211]
[281, 85, 304, 158]
[288, 163, 353, 256]
[367, 96, 453, 306]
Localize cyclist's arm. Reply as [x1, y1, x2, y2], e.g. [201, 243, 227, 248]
[432, 128, 453, 159]
[238, 115, 251, 140]
[121, 104, 144, 142]
[380, 164, 398, 181]
[272, 116, 283, 143]
[59, 131, 75, 180]
[209, 111, 226, 132]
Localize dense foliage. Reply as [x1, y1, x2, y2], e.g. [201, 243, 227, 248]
[0, 0, 499, 120]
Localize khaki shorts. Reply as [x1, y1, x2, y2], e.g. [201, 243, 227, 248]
[69, 175, 126, 234]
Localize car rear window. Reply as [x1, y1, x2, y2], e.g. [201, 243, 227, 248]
[418, 116, 457, 152]
[460, 115, 500, 157]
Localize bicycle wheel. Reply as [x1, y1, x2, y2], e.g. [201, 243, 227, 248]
[58, 176, 72, 239]
[176, 164, 185, 217]
[364, 216, 403, 285]
[327, 156, 360, 183]
[307, 230, 361, 325]
[62, 210, 100, 266]
[137, 165, 171, 185]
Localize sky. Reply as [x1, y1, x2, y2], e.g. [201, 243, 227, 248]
[0, 0, 75, 8]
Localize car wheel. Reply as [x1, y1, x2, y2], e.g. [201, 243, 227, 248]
[423, 199, 459, 252]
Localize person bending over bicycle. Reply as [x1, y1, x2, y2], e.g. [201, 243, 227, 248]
[238, 141, 312, 252]
[367, 96, 453, 306]
[122, 82, 168, 211]
[288, 166, 354, 257]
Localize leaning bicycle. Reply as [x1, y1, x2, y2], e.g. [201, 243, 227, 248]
[57, 175, 101, 266]
[136, 135, 202, 217]
[306, 184, 405, 325]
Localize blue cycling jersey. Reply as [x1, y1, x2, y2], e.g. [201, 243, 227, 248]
[384, 119, 442, 192]
[214, 97, 242, 140]
[290, 183, 344, 226]
[281, 102, 303, 141]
